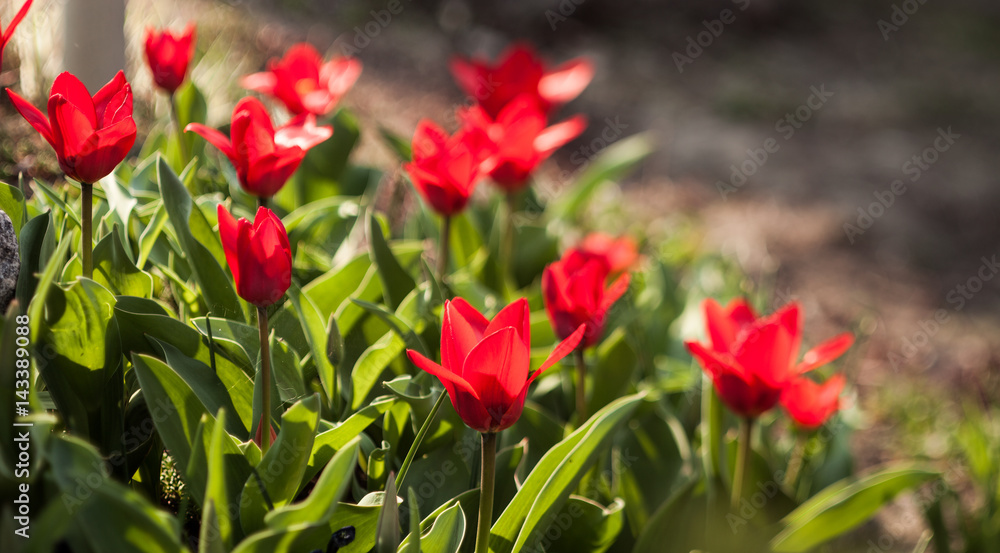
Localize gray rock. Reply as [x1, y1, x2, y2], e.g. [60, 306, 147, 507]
[0, 210, 19, 314]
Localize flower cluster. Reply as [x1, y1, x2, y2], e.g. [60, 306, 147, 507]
[686, 298, 853, 428]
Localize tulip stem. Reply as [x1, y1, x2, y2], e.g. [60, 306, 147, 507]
[257, 305, 272, 455]
[574, 347, 587, 424]
[81, 182, 93, 279]
[475, 432, 497, 553]
[502, 192, 516, 280]
[732, 417, 753, 511]
[784, 432, 808, 492]
[169, 93, 190, 166]
[437, 215, 451, 283]
[257, 196, 268, 210]
[396, 388, 447, 490]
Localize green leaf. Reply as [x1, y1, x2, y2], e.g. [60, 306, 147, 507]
[49, 435, 187, 553]
[368, 213, 416, 310]
[490, 393, 645, 553]
[131, 353, 212, 475]
[403, 488, 422, 553]
[549, 133, 654, 221]
[33, 178, 82, 228]
[137, 201, 168, 268]
[305, 396, 396, 483]
[770, 465, 940, 552]
[543, 497, 625, 553]
[0, 181, 25, 233]
[286, 283, 338, 408]
[398, 501, 466, 553]
[16, 212, 54, 309]
[203, 410, 235, 549]
[157, 157, 243, 321]
[265, 436, 360, 528]
[379, 126, 412, 162]
[351, 331, 406, 410]
[152, 337, 251, 439]
[240, 394, 322, 534]
[199, 500, 226, 553]
[174, 81, 208, 164]
[93, 226, 153, 297]
[376, 472, 401, 553]
[38, 278, 119, 414]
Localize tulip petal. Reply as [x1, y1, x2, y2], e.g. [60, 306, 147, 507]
[2, 0, 33, 46]
[320, 56, 362, 97]
[534, 114, 586, 156]
[49, 72, 96, 129]
[7, 89, 54, 147]
[49, 95, 97, 158]
[274, 115, 332, 150]
[441, 298, 489, 374]
[599, 272, 631, 313]
[449, 56, 482, 101]
[462, 326, 531, 422]
[705, 298, 751, 353]
[406, 349, 479, 399]
[485, 297, 530, 346]
[732, 321, 795, 387]
[72, 116, 136, 183]
[241, 72, 278, 95]
[231, 97, 277, 161]
[185, 123, 235, 160]
[217, 205, 241, 288]
[93, 71, 128, 123]
[685, 339, 747, 381]
[538, 57, 594, 105]
[796, 332, 854, 374]
[536, 323, 586, 375]
[245, 150, 304, 197]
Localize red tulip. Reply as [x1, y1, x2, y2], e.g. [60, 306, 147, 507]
[186, 97, 332, 198]
[574, 233, 640, 275]
[542, 250, 630, 348]
[217, 205, 292, 307]
[144, 24, 196, 94]
[7, 71, 136, 184]
[242, 43, 361, 117]
[460, 95, 586, 191]
[406, 298, 585, 433]
[450, 42, 593, 119]
[685, 299, 854, 418]
[781, 374, 846, 430]
[1, 0, 31, 70]
[403, 120, 492, 216]
[252, 413, 278, 448]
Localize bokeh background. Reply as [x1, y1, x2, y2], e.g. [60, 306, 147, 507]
[3, 0, 1000, 550]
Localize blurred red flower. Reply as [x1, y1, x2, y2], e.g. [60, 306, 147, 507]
[7, 71, 136, 184]
[242, 43, 361, 117]
[406, 298, 585, 433]
[217, 205, 292, 307]
[186, 97, 332, 198]
[460, 95, 586, 191]
[0, 0, 32, 70]
[404, 120, 491, 216]
[781, 374, 846, 430]
[543, 250, 630, 348]
[144, 24, 196, 95]
[450, 42, 593, 119]
[685, 299, 854, 418]
[573, 233, 640, 275]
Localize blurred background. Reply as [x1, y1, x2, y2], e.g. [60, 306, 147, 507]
[3, 0, 1000, 550]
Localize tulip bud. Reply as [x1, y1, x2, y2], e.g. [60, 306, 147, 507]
[218, 205, 292, 307]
